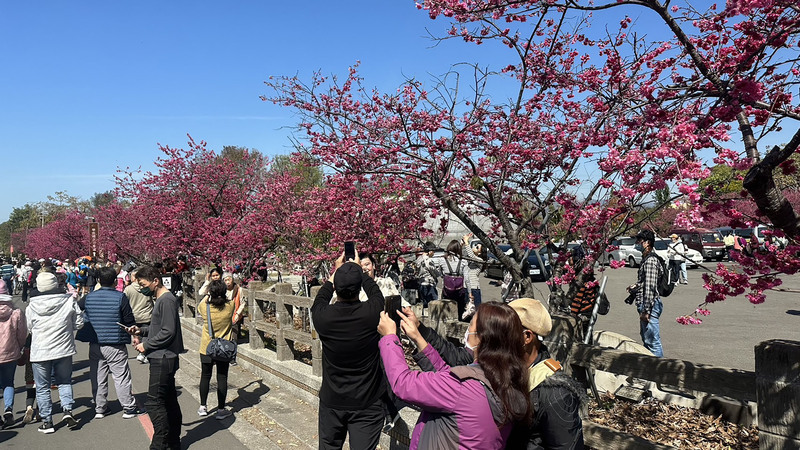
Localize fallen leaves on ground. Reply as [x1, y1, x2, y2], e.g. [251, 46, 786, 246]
[588, 393, 758, 449]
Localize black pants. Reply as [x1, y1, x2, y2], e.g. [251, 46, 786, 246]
[145, 355, 182, 450]
[318, 399, 384, 450]
[199, 354, 229, 409]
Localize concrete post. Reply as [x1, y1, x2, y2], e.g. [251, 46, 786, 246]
[756, 339, 800, 449]
[275, 283, 294, 361]
[427, 300, 458, 337]
[309, 285, 323, 377]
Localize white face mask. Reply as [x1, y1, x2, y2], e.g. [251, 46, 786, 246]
[464, 329, 478, 351]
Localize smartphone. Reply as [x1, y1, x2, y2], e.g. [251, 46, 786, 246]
[385, 295, 401, 330]
[344, 241, 356, 261]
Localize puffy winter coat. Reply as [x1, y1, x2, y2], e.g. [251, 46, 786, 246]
[27, 292, 84, 362]
[0, 295, 26, 363]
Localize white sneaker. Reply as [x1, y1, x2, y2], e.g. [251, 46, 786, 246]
[215, 408, 232, 420]
[197, 405, 208, 416]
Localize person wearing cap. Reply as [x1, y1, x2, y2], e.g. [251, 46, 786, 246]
[26, 272, 84, 434]
[628, 229, 664, 357]
[667, 234, 689, 285]
[401, 297, 585, 449]
[311, 250, 387, 450]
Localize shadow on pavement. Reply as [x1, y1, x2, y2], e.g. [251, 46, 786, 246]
[786, 309, 800, 316]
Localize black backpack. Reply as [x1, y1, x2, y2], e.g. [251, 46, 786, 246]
[647, 253, 676, 298]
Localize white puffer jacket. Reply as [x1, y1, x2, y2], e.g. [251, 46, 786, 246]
[26, 292, 84, 363]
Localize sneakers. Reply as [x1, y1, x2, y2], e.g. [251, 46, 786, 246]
[38, 420, 55, 434]
[3, 409, 12, 428]
[122, 408, 143, 419]
[94, 412, 106, 419]
[62, 410, 79, 428]
[24, 407, 40, 424]
[197, 405, 208, 417]
[214, 408, 232, 420]
[461, 300, 476, 320]
[136, 353, 149, 364]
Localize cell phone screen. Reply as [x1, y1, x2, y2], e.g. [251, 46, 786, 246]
[344, 241, 356, 261]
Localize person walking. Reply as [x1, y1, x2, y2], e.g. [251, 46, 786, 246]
[311, 251, 387, 450]
[667, 234, 688, 284]
[0, 259, 15, 297]
[415, 242, 440, 307]
[196, 280, 235, 419]
[124, 269, 154, 364]
[377, 302, 530, 449]
[27, 272, 84, 434]
[434, 240, 471, 321]
[0, 280, 27, 428]
[627, 230, 664, 357]
[460, 234, 485, 320]
[127, 265, 184, 450]
[76, 266, 140, 419]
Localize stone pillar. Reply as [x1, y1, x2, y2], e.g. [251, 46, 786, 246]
[427, 300, 458, 337]
[756, 339, 800, 449]
[275, 283, 294, 361]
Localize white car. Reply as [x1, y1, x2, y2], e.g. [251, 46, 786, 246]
[601, 237, 638, 266]
[629, 240, 703, 268]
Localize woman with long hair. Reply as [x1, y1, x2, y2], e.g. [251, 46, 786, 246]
[378, 302, 530, 449]
[197, 280, 234, 419]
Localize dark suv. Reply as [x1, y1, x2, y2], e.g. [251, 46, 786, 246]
[485, 244, 551, 282]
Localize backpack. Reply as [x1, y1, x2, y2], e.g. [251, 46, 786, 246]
[647, 253, 675, 298]
[442, 257, 466, 300]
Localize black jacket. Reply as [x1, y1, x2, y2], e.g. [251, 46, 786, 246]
[413, 324, 585, 450]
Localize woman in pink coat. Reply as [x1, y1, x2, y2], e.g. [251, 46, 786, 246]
[0, 279, 27, 427]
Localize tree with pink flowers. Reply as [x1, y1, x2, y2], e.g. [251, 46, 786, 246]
[267, 0, 800, 314]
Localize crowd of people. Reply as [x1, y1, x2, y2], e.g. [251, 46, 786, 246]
[0, 238, 591, 450]
[0, 254, 247, 450]
[312, 246, 586, 450]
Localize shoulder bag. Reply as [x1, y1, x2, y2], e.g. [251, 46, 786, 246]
[205, 302, 237, 362]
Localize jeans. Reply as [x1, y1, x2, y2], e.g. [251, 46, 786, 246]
[32, 355, 74, 421]
[471, 289, 482, 308]
[0, 361, 17, 411]
[680, 261, 688, 283]
[146, 355, 182, 450]
[417, 284, 438, 306]
[638, 299, 663, 357]
[2, 277, 12, 295]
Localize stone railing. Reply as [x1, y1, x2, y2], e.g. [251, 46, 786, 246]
[182, 279, 799, 450]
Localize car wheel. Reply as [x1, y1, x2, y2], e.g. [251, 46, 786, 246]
[628, 256, 637, 268]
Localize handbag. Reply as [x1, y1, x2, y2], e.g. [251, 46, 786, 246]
[205, 302, 237, 362]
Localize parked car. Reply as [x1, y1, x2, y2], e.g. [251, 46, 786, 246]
[485, 244, 551, 282]
[668, 228, 726, 261]
[629, 239, 703, 268]
[600, 237, 638, 266]
[732, 225, 788, 249]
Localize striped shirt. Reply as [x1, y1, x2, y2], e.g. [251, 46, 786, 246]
[461, 245, 483, 291]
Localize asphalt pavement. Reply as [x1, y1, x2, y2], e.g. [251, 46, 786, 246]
[0, 294, 253, 450]
[481, 261, 800, 371]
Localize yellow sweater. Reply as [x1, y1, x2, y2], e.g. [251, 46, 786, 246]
[198, 299, 235, 355]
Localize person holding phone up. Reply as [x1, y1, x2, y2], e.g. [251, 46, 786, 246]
[311, 247, 387, 449]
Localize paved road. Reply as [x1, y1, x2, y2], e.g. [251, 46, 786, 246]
[0, 295, 252, 450]
[480, 262, 800, 371]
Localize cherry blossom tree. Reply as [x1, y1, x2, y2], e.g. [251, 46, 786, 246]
[24, 211, 90, 259]
[267, 0, 800, 313]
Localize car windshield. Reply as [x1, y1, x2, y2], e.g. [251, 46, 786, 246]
[654, 240, 670, 250]
[701, 232, 722, 243]
[619, 238, 637, 246]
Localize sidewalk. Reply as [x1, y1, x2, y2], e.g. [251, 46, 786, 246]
[0, 295, 320, 449]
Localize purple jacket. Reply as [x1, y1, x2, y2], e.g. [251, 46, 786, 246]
[380, 334, 516, 449]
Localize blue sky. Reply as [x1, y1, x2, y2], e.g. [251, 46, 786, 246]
[0, 1, 507, 220]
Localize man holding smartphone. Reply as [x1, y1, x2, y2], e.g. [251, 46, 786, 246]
[126, 265, 184, 450]
[311, 247, 387, 449]
[76, 266, 140, 419]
